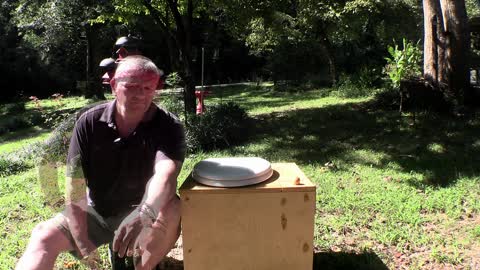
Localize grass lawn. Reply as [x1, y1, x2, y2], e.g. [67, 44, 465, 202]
[1, 85, 480, 269]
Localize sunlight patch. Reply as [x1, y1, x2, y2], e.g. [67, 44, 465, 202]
[427, 143, 446, 154]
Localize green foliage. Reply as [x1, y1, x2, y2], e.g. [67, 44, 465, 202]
[331, 74, 375, 98]
[165, 72, 183, 88]
[384, 38, 422, 89]
[156, 93, 184, 119]
[0, 153, 32, 177]
[3, 102, 26, 114]
[466, 0, 480, 17]
[1, 117, 30, 133]
[10, 116, 80, 166]
[218, 0, 422, 86]
[185, 102, 251, 153]
[40, 115, 76, 163]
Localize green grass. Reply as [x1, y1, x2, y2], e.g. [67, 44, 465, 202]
[1, 85, 480, 269]
[0, 95, 113, 155]
[0, 129, 51, 154]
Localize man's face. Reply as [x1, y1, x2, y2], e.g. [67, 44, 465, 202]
[111, 68, 159, 115]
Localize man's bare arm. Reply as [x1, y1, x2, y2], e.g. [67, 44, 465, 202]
[142, 151, 182, 218]
[113, 151, 182, 257]
[64, 173, 95, 256]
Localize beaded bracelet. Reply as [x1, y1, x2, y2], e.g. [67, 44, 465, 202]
[139, 203, 157, 221]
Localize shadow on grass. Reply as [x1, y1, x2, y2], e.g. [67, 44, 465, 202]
[313, 250, 389, 270]
[247, 101, 480, 188]
[147, 250, 389, 270]
[143, 250, 388, 270]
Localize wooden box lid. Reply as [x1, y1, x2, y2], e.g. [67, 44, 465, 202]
[180, 163, 315, 194]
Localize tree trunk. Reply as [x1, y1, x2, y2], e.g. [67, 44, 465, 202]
[182, 0, 196, 114]
[441, 0, 470, 103]
[84, 24, 105, 100]
[84, 24, 93, 99]
[423, 0, 470, 106]
[316, 26, 337, 85]
[323, 42, 337, 86]
[143, 0, 197, 114]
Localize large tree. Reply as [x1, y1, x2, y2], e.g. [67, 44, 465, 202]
[96, 0, 199, 113]
[216, 0, 421, 85]
[423, 0, 470, 105]
[12, 0, 112, 99]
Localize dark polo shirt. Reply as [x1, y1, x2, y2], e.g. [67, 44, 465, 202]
[66, 100, 185, 217]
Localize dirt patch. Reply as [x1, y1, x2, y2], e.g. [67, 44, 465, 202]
[157, 235, 184, 269]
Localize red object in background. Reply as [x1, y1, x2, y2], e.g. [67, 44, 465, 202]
[195, 88, 212, 114]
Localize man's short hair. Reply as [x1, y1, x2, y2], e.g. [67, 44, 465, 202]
[114, 55, 163, 79]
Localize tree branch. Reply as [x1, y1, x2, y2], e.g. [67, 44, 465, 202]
[166, 0, 186, 45]
[142, 0, 177, 42]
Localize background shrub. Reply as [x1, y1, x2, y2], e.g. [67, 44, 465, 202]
[40, 115, 76, 163]
[4, 102, 26, 114]
[331, 74, 374, 98]
[13, 113, 77, 166]
[0, 154, 32, 177]
[185, 102, 251, 153]
[4, 117, 30, 131]
[383, 38, 422, 89]
[157, 93, 184, 118]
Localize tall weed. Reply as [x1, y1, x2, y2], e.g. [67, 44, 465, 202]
[384, 38, 422, 89]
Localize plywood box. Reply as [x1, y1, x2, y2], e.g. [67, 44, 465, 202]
[179, 163, 316, 270]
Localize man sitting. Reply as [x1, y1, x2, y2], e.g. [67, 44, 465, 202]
[16, 55, 185, 270]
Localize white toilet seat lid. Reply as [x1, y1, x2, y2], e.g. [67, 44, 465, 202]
[192, 157, 272, 187]
[192, 169, 273, 187]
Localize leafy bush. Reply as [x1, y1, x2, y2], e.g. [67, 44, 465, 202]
[331, 74, 373, 98]
[370, 88, 401, 110]
[353, 67, 383, 89]
[3, 117, 30, 131]
[158, 94, 184, 118]
[384, 38, 422, 89]
[4, 102, 26, 114]
[42, 110, 74, 128]
[165, 72, 183, 88]
[185, 102, 252, 153]
[0, 153, 32, 177]
[0, 126, 8, 136]
[300, 72, 332, 89]
[26, 111, 44, 126]
[40, 115, 76, 163]
[14, 115, 77, 165]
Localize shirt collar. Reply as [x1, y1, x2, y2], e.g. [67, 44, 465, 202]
[99, 99, 157, 128]
[99, 100, 116, 125]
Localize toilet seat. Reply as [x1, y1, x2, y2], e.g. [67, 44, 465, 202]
[192, 157, 272, 187]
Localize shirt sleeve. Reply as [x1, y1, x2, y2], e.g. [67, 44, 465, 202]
[157, 113, 186, 162]
[166, 119, 186, 162]
[66, 116, 88, 179]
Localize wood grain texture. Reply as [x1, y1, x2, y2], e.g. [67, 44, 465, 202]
[180, 163, 316, 270]
[180, 163, 316, 194]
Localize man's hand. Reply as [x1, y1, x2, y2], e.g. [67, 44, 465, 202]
[113, 209, 143, 258]
[133, 222, 168, 270]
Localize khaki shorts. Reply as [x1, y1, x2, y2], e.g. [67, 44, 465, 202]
[53, 206, 133, 258]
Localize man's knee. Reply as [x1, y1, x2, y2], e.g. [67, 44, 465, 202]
[31, 221, 55, 244]
[30, 219, 70, 252]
